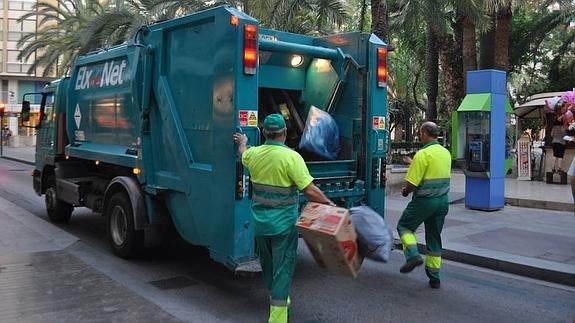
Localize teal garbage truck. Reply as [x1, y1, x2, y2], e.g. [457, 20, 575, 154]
[23, 6, 389, 271]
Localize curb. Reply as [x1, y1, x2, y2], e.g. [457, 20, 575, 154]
[394, 240, 575, 287]
[505, 197, 573, 213]
[0, 196, 79, 251]
[441, 248, 575, 287]
[0, 155, 35, 166]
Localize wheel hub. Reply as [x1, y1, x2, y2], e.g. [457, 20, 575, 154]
[110, 205, 128, 246]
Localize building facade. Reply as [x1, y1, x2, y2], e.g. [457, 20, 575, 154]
[1, 0, 53, 144]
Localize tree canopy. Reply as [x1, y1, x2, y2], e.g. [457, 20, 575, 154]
[18, 0, 575, 138]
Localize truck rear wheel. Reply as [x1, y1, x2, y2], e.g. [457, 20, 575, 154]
[45, 176, 73, 223]
[106, 191, 144, 258]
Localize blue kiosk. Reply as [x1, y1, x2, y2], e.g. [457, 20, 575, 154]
[455, 70, 507, 211]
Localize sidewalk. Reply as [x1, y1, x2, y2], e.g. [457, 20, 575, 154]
[0, 196, 181, 322]
[0, 146, 35, 165]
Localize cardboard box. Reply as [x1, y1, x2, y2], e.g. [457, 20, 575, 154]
[296, 202, 362, 278]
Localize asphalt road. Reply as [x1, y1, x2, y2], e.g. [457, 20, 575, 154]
[0, 158, 574, 323]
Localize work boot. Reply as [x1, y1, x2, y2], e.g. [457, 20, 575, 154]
[269, 305, 288, 323]
[400, 255, 423, 273]
[429, 280, 441, 289]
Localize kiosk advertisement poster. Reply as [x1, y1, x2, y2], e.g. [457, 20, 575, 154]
[517, 135, 531, 180]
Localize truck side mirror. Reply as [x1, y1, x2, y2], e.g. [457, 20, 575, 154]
[21, 101, 31, 122]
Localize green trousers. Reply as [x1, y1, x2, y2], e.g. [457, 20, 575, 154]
[255, 226, 298, 305]
[397, 195, 448, 281]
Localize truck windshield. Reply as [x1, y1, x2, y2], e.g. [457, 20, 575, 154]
[42, 93, 55, 125]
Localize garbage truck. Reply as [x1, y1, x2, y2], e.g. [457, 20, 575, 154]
[23, 6, 389, 271]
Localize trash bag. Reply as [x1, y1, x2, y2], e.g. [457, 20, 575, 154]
[299, 106, 340, 160]
[349, 206, 393, 263]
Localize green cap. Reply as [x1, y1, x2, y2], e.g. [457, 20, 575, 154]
[264, 114, 286, 132]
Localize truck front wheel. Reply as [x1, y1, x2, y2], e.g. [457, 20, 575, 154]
[106, 191, 144, 258]
[45, 176, 73, 223]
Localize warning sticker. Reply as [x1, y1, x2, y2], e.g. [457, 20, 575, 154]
[239, 110, 248, 126]
[74, 104, 82, 129]
[372, 116, 385, 130]
[239, 110, 258, 127]
[247, 111, 258, 127]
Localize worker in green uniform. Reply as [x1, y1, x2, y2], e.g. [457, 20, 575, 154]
[233, 114, 334, 323]
[397, 121, 451, 289]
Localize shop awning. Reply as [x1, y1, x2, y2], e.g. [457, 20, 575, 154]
[513, 91, 565, 119]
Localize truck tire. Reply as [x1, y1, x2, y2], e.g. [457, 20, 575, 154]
[45, 176, 73, 223]
[106, 191, 144, 258]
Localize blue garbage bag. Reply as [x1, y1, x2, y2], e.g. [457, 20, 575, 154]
[350, 206, 393, 263]
[298, 106, 340, 160]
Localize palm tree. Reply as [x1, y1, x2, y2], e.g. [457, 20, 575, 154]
[82, 0, 229, 49]
[19, 0, 230, 76]
[266, 0, 349, 34]
[494, 0, 512, 70]
[391, 0, 450, 122]
[439, 1, 485, 117]
[17, 0, 108, 77]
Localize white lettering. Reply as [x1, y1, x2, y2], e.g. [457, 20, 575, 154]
[74, 59, 128, 90]
[100, 60, 127, 87]
[75, 66, 93, 90]
[75, 67, 85, 90]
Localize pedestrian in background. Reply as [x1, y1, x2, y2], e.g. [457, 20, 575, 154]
[551, 103, 568, 172]
[233, 114, 334, 323]
[397, 121, 451, 289]
[2, 126, 11, 142]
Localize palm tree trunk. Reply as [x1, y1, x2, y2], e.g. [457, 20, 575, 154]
[425, 27, 439, 122]
[462, 14, 477, 74]
[494, 3, 512, 71]
[371, 0, 389, 42]
[479, 12, 496, 69]
[439, 22, 464, 119]
[359, 0, 367, 32]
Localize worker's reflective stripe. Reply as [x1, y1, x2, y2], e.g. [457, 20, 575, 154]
[253, 194, 298, 206]
[252, 183, 297, 195]
[426, 254, 442, 269]
[400, 232, 417, 247]
[269, 304, 289, 323]
[252, 183, 298, 206]
[415, 178, 450, 197]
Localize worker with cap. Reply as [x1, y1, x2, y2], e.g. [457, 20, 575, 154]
[397, 121, 451, 289]
[233, 113, 334, 323]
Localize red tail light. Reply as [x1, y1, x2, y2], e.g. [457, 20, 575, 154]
[243, 24, 257, 75]
[377, 47, 387, 87]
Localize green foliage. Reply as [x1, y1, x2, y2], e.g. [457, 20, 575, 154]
[340, 0, 371, 32]
[17, 0, 110, 77]
[262, 0, 349, 34]
[509, 2, 575, 101]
